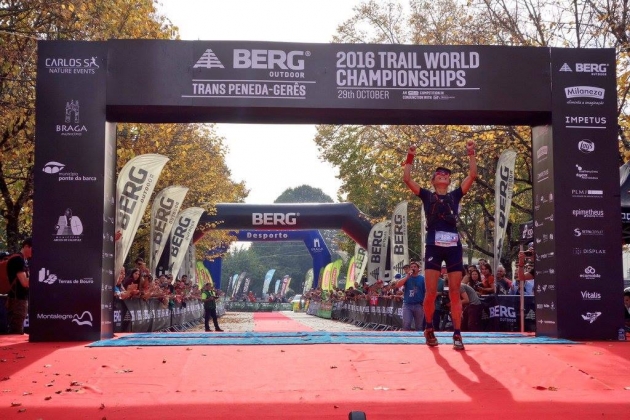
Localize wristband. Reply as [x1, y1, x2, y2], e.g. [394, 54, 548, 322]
[405, 153, 415, 165]
[467, 149, 475, 156]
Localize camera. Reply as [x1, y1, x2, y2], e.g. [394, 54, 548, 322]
[440, 286, 451, 306]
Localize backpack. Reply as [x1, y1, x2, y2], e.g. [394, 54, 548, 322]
[0, 254, 22, 294]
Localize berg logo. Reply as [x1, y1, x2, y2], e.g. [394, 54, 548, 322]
[193, 49, 225, 69]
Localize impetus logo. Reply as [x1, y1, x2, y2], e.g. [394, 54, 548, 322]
[565, 86, 605, 99]
[581, 312, 602, 323]
[252, 212, 298, 226]
[193, 49, 225, 69]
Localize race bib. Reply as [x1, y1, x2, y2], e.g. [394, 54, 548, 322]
[435, 231, 459, 247]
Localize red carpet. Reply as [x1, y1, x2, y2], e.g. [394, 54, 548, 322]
[1, 313, 629, 419]
[253, 312, 315, 332]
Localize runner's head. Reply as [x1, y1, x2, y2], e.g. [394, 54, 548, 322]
[432, 166, 451, 187]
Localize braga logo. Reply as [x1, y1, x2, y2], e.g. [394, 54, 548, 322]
[57, 100, 87, 137]
[194, 49, 225, 69]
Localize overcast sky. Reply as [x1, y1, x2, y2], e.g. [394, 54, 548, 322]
[158, 0, 362, 203]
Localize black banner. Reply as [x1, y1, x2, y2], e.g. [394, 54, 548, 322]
[107, 41, 550, 126]
[535, 48, 623, 339]
[31, 41, 112, 342]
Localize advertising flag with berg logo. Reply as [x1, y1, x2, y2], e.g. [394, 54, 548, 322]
[167, 207, 205, 280]
[114, 154, 169, 277]
[366, 221, 391, 285]
[493, 150, 517, 275]
[390, 201, 409, 277]
[149, 186, 188, 275]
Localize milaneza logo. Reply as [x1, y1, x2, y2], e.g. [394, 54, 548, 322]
[581, 312, 602, 324]
[564, 86, 605, 99]
[193, 49, 225, 69]
[72, 311, 93, 327]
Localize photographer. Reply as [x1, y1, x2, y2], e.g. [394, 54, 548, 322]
[512, 243, 535, 296]
[390, 261, 425, 331]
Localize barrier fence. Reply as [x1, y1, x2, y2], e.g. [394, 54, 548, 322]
[113, 298, 225, 333]
[224, 301, 293, 312]
[306, 296, 537, 332]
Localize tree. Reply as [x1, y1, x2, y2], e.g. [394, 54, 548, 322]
[0, 0, 177, 249]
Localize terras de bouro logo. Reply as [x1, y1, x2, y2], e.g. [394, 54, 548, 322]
[57, 100, 87, 137]
[581, 312, 602, 324]
[38, 267, 57, 285]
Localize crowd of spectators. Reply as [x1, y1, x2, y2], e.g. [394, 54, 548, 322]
[113, 257, 205, 308]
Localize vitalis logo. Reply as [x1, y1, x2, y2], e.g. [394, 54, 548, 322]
[57, 100, 87, 136]
[45, 57, 100, 75]
[581, 290, 602, 300]
[581, 312, 602, 324]
[42, 161, 97, 182]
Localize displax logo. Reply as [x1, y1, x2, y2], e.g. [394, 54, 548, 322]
[56, 100, 87, 137]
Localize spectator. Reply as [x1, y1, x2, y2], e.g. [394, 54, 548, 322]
[135, 257, 149, 276]
[391, 261, 425, 331]
[6, 238, 32, 334]
[495, 265, 512, 295]
[201, 283, 223, 332]
[114, 268, 126, 299]
[478, 263, 495, 295]
[460, 282, 483, 331]
[123, 268, 141, 289]
[464, 267, 482, 292]
[247, 291, 256, 302]
[513, 246, 535, 296]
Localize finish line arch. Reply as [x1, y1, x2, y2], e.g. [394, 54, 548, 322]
[31, 40, 621, 342]
[204, 230, 332, 291]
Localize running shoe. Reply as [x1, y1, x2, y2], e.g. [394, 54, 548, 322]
[453, 334, 465, 351]
[424, 328, 439, 347]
